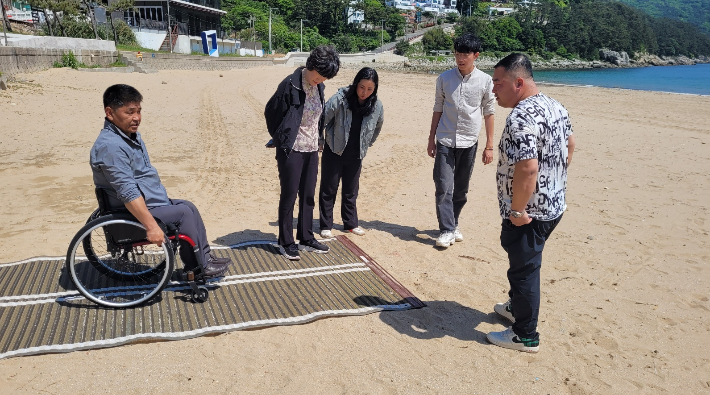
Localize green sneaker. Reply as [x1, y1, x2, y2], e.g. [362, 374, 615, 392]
[486, 327, 539, 353]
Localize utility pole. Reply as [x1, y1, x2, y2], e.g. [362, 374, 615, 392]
[380, 19, 385, 53]
[268, 7, 277, 55]
[1, 0, 8, 47]
[248, 15, 255, 43]
[166, 0, 172, 53]
[300, 19, 309, 52]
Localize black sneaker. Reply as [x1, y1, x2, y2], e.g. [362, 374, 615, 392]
[280, 243, 301, 260]
[300, 238, 330, 253]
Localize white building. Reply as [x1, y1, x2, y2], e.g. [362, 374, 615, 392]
[347, 1, 365, 24]
[386, 0, 416, 11]
[415, 0, 457, 15]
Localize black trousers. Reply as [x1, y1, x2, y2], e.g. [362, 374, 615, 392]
[319, 146, 362, 231]
[276, 149, 319, 245]
[149, 199, 210, 269]
[500, 215, 562, 340]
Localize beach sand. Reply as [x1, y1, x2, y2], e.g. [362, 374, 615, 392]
[0, 66, 709, 394]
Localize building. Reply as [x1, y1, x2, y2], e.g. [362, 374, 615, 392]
[385, 0, 416, 11]
[488, 6, 514, 15]
[117, 0, 229, 54]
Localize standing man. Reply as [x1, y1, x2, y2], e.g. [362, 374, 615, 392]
[427, 33, 496, 248]
[486, 53, 576, 352]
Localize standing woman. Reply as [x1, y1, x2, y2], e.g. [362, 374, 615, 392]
[319, 67, 384, 238]
[264, 46, 340, 260]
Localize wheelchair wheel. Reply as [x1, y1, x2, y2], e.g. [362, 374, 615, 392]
[67, 214, 174, 308]
[192, 286, 209, 303]
[82, 211, 166, 280]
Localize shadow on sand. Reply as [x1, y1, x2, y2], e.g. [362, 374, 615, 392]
[355, 296, 506, 345]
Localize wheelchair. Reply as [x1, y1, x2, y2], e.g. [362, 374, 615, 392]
[65, 188, 213, 308]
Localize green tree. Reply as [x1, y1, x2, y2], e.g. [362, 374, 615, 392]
[107, 0, 135, 43]
[394, 37, 410, 55]
[422, 27, 453, 53]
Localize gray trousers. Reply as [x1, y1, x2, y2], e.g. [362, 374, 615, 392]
[433, 141, 478, 232]
[149, 199, 210, 269]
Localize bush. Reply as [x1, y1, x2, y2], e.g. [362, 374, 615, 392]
[112, 19, 137, 45]
[394, 38, 410, 55]
[422, 27, 453, 54]
[59, 52, 80, 69]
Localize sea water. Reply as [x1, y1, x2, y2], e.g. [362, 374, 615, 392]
[531, 63, 710, 96]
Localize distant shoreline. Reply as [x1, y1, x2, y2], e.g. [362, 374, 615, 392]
[356, 53, 710, 73]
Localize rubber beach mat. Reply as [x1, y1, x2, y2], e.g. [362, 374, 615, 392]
[0, 236, 424, 359]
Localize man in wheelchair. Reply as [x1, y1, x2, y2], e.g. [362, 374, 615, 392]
[90, 84, 232, 278]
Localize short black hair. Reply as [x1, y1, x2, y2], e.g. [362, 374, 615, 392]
[306, 45, 341, 79]
[494, 53, 534, 79]
[103, 84, 143, 109]
[453, 33, 482, 54]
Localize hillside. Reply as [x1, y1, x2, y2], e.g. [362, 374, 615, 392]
[614, 0, 710, 34]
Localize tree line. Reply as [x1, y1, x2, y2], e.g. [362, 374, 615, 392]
[454, 0, 710, 59]
[2, 0, 138, 45]
[221, 0, 406, 53]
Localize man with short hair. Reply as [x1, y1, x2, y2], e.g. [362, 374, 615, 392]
[427, 33, 496, 248]
[91, 84, 232, 278]
[486, 53, 576, 352]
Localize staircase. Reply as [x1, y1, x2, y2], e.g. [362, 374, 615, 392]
[159, 24, 179, 52]
[118, 52, 158, 74]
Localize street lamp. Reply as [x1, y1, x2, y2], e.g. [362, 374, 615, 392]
[380, 19, 386, 53]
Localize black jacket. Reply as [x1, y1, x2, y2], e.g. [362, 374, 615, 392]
[264, 67, 326, 154]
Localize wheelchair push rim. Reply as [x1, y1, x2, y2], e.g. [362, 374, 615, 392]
[67, 215, 174, 308]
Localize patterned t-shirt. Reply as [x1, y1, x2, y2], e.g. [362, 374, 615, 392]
[496, 93, 573, 221]
[292, 69, 322, 152]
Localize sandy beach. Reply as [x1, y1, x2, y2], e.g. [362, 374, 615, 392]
[0, 65, 709, 394]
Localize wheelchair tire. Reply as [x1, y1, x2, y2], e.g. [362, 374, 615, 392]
[192, 286, 209, 303]
[67, 213, 174, 308]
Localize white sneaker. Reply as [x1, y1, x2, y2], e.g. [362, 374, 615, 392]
[435, 231, 455, 248]
[494, 299, 515, 323]
[454, 227, 464, 242]
[347, 227, 365, 236]
[320, 229, 333, 238]
[486, 326, 539, 353]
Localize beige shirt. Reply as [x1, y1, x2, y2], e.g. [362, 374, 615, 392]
[292, 69, 322, 153]
[433, 67, 496, 148]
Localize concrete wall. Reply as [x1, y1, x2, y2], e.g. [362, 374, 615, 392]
[134, 31, 167, 51]
[174, 36, 190, 54]
[239, 48, 264, 57]
[6, 36, 116, 52]
[189, 37, 243, 55]
[0, 47, 117, 76]
[120, 52, 273, 71]
[278, 51, 406, 67]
